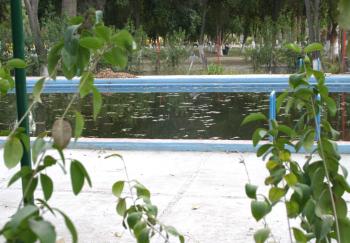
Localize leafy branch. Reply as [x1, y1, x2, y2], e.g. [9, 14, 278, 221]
[242, 43, 350, 243]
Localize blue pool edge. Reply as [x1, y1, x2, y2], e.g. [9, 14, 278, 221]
[1, 137, 350, 153]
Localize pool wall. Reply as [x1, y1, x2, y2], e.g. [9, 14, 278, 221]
[4, 74, 350, 153]
[17, 74, 350, 93]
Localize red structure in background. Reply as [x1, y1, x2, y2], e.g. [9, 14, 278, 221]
[342, 30, 347, 72]
[341, 31, 348, 140]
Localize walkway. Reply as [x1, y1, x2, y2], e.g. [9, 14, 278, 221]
[1, 150, 350, 242]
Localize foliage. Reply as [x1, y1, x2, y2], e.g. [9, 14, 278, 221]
[0, 14, 183, 243]
[165, 29, 189, 69]
[242, 43, 350, 242]
[207, 63, 224, 75]
[107, 154, 185, 243]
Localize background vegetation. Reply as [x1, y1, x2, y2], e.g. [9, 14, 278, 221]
[0, 0, 349, 75]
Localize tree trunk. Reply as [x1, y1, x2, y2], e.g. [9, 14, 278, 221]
[199, 0, 208, 69]
[329, 23, 339, 63]
[62, 0, 77, 17]
[305, 0, 315, 42]
[24, 0, 48, 76]
[304, 0, 320, 58]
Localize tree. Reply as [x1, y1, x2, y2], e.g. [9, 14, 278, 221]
[305, 0, 321, 44]
[24, 0, 48, 75]
[62, 0, 77, 17]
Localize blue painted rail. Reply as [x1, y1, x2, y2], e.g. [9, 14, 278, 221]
[11, 74, 350, 93]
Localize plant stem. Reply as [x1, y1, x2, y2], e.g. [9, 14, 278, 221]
[116, 155, 171, 242]
[282, 180, 293, 243]
[311, 98, 341, 243]
[8, 101, 36, 138]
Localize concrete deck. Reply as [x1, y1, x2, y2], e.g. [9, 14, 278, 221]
[1, 150, 350, 242]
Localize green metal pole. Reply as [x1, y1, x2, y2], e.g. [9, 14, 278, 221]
[10, 0, 33, 204]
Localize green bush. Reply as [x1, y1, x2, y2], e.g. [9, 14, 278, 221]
[207, 63, 224, 75]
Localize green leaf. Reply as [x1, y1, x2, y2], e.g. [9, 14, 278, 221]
[116, 198, 127, 216]
[251, 200, 270, 221]
[40, 174, 54, 201]
[339, 217, 350, 243]
[28, 219, 56, 243]
[48, 41, 64, 78]
[79, 162, 91, 187]
[304, 43, 323, 53]
[313, 70, 325, 83]
[279, 150, 291, 161]
[112, 181, 124, 197]
[127, 212, 143, 229]
[36, 198, 55, 215]
[303, 129, 315, 152]
[341, 165, 348, 178]
[112, 30, 134, 51]
[32, 138, 46, 163]
[53, 208, 78, 243]
[8, 205, 39, 229]
[252, 128, 267, 147]
[277, 125, 295, 137]
[137, 228, 150, 243]
[68, 16, 84, 25]
[286, 200, 299, 218]
[318, 84, 328, 98]
[257, 144, 272, 157]
[44, 155, 57, 167]
[133, 221, 147, 238]
[79, 72, 94, 98]
[316, 214, 334, 240]
[134, 183, 151, 200]
[338, 0, 350, 29]
[284, 173, 298, 186]
[70, 160, 85, 195]
[334, 174, 350, 192]
[76, 46, 90, 74]
[316, 189, 347, 219]
[95, 25, 111, 42]
[179, 235, 185, 243]
[4, 136, 23, 169]
[323, 96, 337, 117]
[6, 58, 27, 69]
[245, 183, 258, 199]
[74, 112, 84, 140]
[285, 43, 302, 53]
[276, 91, 288, 112]
[73, 160, 92, 187]
[0, 78, 10, 95]
[254, 228, 270, 243]
[103, 47, 127, 68]
[241, 113, 267, 126]
[32, 77, 46, 103]
[92, 87, 102, 120]
[165, 225, 181, 236]
[268, 187, 285, 203]
[144, 204, 158, 217]
[64, 24, 80, 52]
[289, 73, 308, 89]
[292, 227, 307, 243]
[8, 166, 32, 187]
[79, 37, 104, 50]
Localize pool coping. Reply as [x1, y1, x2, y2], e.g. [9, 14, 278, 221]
[1, 137, 350, 153]
[14, 74, 350, 93]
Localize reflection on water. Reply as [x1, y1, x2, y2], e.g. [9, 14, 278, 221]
[0, 93, 348, 140]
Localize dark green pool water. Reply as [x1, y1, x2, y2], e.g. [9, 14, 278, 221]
[0, 93, 348, 140]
